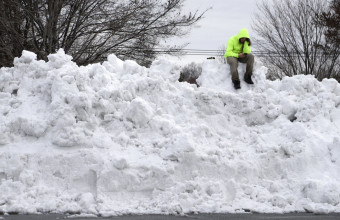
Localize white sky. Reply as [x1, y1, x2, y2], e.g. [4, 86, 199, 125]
[168, 0, 268, 63]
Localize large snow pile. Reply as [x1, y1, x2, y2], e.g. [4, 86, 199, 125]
[0, 49, 340, 216]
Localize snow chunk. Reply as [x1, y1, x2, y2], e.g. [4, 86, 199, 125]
[124, 97, 155, 127]
[47, 49, 73, 68]
[102, 54, 124, 74]
[9, 116, 48, 138]
[13, 50, 37, 65]
[123, 60, 145, 76]
[52, 126, 91, 147]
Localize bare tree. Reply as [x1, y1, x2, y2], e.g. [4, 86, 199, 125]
[0, 0, 205, 67]
[179, 62, 202, 86]
[252, 0, 340, 81]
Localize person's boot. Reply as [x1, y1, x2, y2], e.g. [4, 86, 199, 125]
[244, 75, 254, 84]
[233, 80, 241, 89]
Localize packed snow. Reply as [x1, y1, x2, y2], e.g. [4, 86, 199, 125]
[0, 49, 340, 216]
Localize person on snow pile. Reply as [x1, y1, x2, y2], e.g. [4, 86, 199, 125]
[224, 28, 254, 89]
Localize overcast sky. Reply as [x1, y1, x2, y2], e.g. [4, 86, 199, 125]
[168, 0, 267, 62]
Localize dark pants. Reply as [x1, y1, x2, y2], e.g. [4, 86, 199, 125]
[227, 54, 254, 82]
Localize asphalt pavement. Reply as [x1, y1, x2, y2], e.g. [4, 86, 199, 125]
[1, 213, 340, 220]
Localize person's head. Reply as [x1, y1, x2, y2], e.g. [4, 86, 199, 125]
[239, 37, 251, 45]
[239, 38, 246, 43]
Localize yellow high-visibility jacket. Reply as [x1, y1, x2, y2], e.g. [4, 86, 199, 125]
[224, 28, 251, 59]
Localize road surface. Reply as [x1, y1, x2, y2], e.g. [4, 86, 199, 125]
[1, 213, 340, 220]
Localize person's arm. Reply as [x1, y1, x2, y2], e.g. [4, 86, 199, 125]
[243, 40, 251, 54]
[225, 38, 239, 58]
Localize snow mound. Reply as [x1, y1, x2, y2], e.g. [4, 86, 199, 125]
[0, 49, 340, 215]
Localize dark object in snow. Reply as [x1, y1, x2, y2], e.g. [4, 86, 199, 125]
[233, 80, 241, 89]
[244, 75, 254, 84]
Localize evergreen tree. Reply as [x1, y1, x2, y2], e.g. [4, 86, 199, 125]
[320, 0, 340, 45]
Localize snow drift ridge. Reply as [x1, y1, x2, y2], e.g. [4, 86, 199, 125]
[0, 49, 340, 215]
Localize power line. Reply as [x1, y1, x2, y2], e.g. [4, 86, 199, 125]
[76, 46, 340, 58]
[118, 47, 340, 57]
